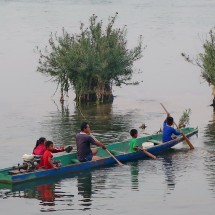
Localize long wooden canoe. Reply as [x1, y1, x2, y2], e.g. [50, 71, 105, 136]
[0, 127, 198, 184]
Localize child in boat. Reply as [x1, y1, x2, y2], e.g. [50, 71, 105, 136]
[39, 141, 58, 169]
[162, 113, 181, 142]
[33, 137, 65, 156]
[129, 129, 139, 152]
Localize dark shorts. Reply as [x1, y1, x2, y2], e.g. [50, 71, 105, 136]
[79, 153, 93, 162]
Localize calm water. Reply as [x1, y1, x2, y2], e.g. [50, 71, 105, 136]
[1, 0, 215, 214]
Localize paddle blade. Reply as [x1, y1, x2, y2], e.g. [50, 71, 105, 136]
[181, 133, 194, 149]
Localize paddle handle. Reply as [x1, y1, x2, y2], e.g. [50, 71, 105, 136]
[138, 147, 156, 159]
[160, 103, 194, 149]
[105, 149, 123, 166]
[90, 134, 123, 166]
[160, 103, 179, 128]
[160, 103, 169, 115]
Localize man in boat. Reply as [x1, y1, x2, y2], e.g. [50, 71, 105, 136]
[76, 122, 106, 162]
[162, 113, 181, 142]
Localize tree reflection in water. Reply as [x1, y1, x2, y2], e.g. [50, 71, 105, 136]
[203, 112, 215, 197]
[42, 102, 137, 150]
[204, 112, 215, 145]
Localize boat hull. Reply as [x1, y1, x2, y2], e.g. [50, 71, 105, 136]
[0, 127, 198, 184]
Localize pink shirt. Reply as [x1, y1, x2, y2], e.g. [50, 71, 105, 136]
[33, 144, 46, 155]
[33, 144, 64, 155]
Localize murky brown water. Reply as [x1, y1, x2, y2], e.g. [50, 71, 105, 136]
[0, 0, 215, 214]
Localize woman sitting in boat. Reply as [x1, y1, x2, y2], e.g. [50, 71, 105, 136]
[76, 122, 106, 162]
[39, 140, 59, 169]
[33, 137, 64, 156]
[162, 113, 181, 142]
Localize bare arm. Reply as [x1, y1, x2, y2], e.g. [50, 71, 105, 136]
[95, 141, 107, 149]
[48, 157, 57, 169]
[90, 134, 107, 150]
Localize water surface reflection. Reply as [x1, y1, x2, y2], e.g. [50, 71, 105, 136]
[203, 113, 215, 198]
[77, 172, 92, 210]
[0, 169, 110, 212]
[130, 161, 139, 191]
[161, 151, 176, 192]
[204, 113, 215, 145]
[42, 103, 137, 147]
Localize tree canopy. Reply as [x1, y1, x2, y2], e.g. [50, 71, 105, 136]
[37, 13, 143, 104]
[182, 27, 215, 108]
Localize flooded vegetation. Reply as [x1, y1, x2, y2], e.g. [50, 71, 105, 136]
[0, 0, 215, 214]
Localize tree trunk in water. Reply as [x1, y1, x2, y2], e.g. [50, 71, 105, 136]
[75, 83, 114, 104]
[213, 96, 215, 112]
[212, 86, 215, 112]
[60, 86, 64, 104]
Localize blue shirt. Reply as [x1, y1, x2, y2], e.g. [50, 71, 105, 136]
[162, 120, 181, 142]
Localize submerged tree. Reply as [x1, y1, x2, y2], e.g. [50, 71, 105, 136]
[37, 13, 143, 104]
[178, 109, 191, 128]
[182, 27, 215, 109]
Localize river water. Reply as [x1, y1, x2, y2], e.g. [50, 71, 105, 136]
[0, 0, 215, 214]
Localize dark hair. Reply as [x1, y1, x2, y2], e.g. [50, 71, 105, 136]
[130, 129, 138, 137]
[34, 137, 46, 150]
[166, 116, 174, 125]
[80, 121, 89, 131]
[45, 140, 53, 148]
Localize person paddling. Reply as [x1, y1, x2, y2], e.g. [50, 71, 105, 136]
[76, 122, 106, 162]
[162, 113, 181, 142]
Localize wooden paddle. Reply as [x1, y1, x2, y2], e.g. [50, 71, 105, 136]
[136, 147, 157, 159]
[160, 103, 194, 149]
[90, 134, 124, 166]
[104, 148, 124, 166]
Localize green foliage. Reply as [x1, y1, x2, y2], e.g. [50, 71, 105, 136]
[182, 27, 215, 86]
[37, 13, 143, 103]
[198, 29, 215, 86]
[178, 109, 191, 128]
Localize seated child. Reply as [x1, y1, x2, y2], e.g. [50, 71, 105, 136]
[162, 113, 181, 142]
[129, 129, 139, 152]
[39, 141, 59, 169]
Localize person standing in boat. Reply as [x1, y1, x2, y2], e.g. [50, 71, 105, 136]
[76, 122, 106, 162]
[162, 113, 181, 142]
[129, 129, 139, 152]
[33, 137, 65, 156]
